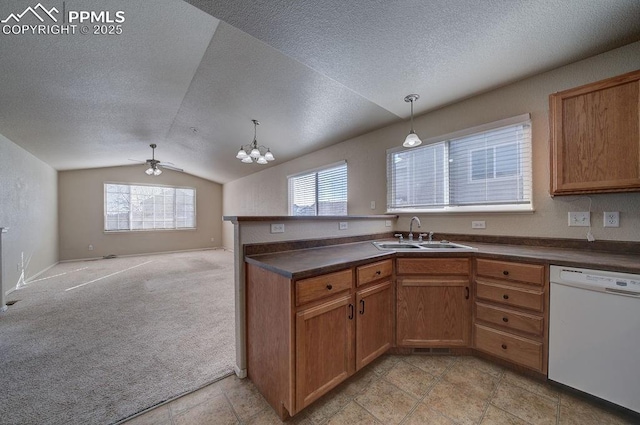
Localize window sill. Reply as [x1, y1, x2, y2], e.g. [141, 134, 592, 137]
[387, 205, 534, 214]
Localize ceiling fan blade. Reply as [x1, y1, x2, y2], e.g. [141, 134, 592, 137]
[158, 163, 184, 172]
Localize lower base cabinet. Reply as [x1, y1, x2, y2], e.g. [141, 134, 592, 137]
[246, 259, 394, 420]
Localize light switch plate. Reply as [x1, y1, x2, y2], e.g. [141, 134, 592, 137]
[339, 222, 348, 230]
[568, 212, 590, 227]
[270, 223, 285, 233]
[472, 221, 486, 229]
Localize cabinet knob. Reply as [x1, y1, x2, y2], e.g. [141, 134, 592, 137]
[326, 284, 333, 290]
[503, 294, 509, 300]
[375, 270, 381, 275]
[501, 344, 508, 350]
[503, 270, 509, 276]
[502, 317, 509, 322]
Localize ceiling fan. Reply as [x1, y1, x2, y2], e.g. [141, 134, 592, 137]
[130, 144, 183, 176]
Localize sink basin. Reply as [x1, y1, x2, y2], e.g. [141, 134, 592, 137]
[372, 241, 476, 252]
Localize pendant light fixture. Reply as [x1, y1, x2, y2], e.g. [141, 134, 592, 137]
[403, 94, 422, 148]
[236, 119, 275, 165]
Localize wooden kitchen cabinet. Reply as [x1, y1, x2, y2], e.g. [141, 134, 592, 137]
[549, 69, 640, 195]
[246, 258, 393, 419]
[396, 258, 471, 347]
[473, 258, 548, 373]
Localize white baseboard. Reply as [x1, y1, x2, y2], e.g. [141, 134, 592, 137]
[234, 366, 247, 379]
[60, 247, 226, 263]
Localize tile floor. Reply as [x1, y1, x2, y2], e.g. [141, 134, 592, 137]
[122, 355, 638, 425]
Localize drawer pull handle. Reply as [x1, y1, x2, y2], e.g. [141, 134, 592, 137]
[502, 317, 509, 322]
[359, 299, 365, 315]
[465, 286, 470, 300]
[503, 294, 509, 300]
[326, 284, 333, 290]
[375, 270, 381, 275]
[501, 344, 507, 350]
[503, 270, 509, 276]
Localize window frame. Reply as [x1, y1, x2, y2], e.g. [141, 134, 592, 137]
[287, 161, 348, 216]
[387, 113, 533, 214]
[103, 182, 197, 232]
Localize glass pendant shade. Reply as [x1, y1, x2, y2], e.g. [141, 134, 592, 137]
[237, 119, 275, 164]
[241, 156, 254, 163]
[403, 131, 422, 148]
[257, 156, 268, 165]
[153, 167, 162, 176]
[236, 148, 248, 159]
[264, 150, 274, 161]
[250, 147, 261, 158]
[145, 167, 154, 175]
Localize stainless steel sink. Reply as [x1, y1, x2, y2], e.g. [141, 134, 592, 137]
[372, 241, 476, 252]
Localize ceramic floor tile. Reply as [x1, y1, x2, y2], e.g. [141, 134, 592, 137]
[480, 405, 530, 425]
[325, 401, 380, 425]
[402, 403, 457, 425]
[423, 381, 488, 425]
[502, 371, 558, 402]
[222, 378, 271, 421]
[442, 362, 498, 401]
[383, 359, 436, 399]
[403, 355, 456, 377]
[455, 356, 504, 378]
[168, 380, 225, 416]
[172, 393, 238, 425]
[243, 408, 313, 425]
[123, 405, 171, 425]
[339, 367, 380, 398]
[558, 402, 637, 425]
[491, 381, 557, 425]
[304, 387, 354, 424]
[369, 354, 403, 376]
[354, 378, 417, 425]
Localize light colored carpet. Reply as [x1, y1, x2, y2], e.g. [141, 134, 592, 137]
[0, 249, 235, 425]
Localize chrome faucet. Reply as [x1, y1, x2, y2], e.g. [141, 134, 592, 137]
[408, 216, 421, 241]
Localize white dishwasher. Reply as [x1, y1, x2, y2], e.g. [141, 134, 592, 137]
[549, 265, 640, 413]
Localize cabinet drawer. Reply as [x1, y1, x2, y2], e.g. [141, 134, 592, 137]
[357, 259, 392, 287]
[475, 302, 543, 336]
[296, 269, 352, 306]
[476, 281, 543, 312]
[474, 324, 543, 371]
[476, 259, 544, 286]
[397, 258, 469, 275]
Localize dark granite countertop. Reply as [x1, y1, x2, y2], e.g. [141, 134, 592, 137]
[245, 239, 640, 279]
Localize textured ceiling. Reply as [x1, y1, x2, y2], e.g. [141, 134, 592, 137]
[1, 0, 640, 183]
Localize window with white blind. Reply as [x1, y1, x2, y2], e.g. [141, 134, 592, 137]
[387, 114, 532, 213]
[104, 183, 196, 231]
[288, 161, 348, 216]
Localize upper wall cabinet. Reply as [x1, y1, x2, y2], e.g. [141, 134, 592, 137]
[549, 70, 640, 196]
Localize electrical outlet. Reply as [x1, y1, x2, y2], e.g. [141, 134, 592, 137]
[385, 220, 392, 227]
[603, 211, 620, 227]
[210, 238, 215, 242]
[339, 222, 348, 230]
[370, 201, 376, 210]
[568, 212, 590, 227]
[471, 221, 486, 229]
[270, 223, 285, 233]
[88, 244, 94, 251]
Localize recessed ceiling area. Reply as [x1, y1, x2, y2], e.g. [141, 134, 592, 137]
[1, 0, 640, 183]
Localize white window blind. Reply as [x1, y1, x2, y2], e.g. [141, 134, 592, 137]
[387, 114, 532, 212]
[104, 183, 196, 231]
[288, 162, 348, 216]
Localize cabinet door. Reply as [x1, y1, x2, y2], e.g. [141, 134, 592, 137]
[550, 69, 640, 195]
[397, 277, 470, 347]
[355, 280, 394, 370]
[295, 294, 354, 411]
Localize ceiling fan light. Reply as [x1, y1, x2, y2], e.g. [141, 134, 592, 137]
[403, 131, 422, 148]
[236, 148, 248, 159]
[145, 167, 154, 175]
[264, 149, 274, 161]
[257, 155, 268, 165]
[241, 156, 254, 163]
[153, 167, 162, 176]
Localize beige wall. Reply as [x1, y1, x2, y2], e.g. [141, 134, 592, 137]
[0, 134, 58, 304]
[222, 41, 640, 248]
[58, 165, 223, 261]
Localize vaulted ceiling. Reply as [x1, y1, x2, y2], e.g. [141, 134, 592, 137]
[1, 0, 640, 183]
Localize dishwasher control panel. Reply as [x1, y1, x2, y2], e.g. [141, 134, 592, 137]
[551, 266, 640, 295]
